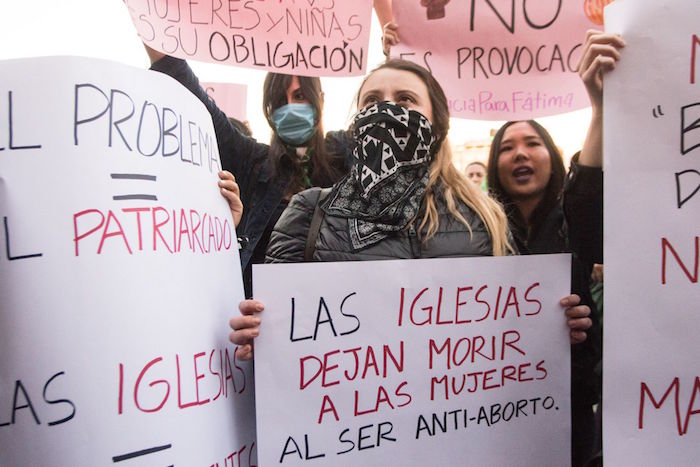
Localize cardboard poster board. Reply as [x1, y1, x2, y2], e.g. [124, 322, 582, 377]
[125, 0, 373, 77]
[0, 56, 255, 465]
[604, 1, 700, 465]
[253, 255, 572, 466]
[392, 1, 598, 120]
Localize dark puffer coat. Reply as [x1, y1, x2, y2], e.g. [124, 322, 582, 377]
[265, 186, 495, 262]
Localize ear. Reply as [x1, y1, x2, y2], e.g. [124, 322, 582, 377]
[320, 91, 325, 106]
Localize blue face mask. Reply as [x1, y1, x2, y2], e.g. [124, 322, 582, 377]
[271, 103, 317, 146]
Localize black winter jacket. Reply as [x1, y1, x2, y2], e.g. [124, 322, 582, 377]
[509, 162, 602, 407]
[150, 56, 353, 296]
[507, 161, 602, 467]
[266, 186, 495, 262]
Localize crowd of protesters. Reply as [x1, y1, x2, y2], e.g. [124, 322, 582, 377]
[141, 4, 625, 465]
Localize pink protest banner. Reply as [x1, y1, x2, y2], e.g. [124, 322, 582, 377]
[392, 1, 599, 120]
[201, 82, 248, 121]
[125, 0, 373, 77]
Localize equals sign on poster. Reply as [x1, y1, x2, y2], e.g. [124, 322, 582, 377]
[110, 173, 158, 201]
[111, 443, 173, 465]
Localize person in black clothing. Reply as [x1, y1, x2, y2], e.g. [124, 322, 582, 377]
[486, 119, 602, 467]
[144, 45, 354, 297]
[227, 117, 252, 138]
[483, 28, 625, 466]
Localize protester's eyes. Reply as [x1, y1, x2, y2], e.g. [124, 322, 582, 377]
[527, 141, 542, 147]
[361, 94, 379, 106]
[499, 145, 513, 153]
[397, 94, 416, 104]
[291, 91, 306, 102]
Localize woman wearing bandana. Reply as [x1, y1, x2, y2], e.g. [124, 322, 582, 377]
[231, 59, 593, 357]
[266, 60, 511, 260]
[144, 46, 353, 298]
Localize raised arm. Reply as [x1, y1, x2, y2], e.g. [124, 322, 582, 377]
[144, 43, 265, 181]
[143, 43, 166, 64]
[374, 0, 393, 26]
[218, 170, 243, 227]
[373, 0, 398, 57]
[562, 31, 625, 267]
[577, 30, 626, 168]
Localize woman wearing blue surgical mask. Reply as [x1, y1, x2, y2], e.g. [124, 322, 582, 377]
[262, 74, 350, 198]
[144, 46, 353, 298]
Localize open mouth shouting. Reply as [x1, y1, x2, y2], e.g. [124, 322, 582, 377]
[512, 165, 535, 184]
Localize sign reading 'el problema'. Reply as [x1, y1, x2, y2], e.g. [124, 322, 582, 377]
[0, 56, 255, 466]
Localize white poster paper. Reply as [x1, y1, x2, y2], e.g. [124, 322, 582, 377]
[0, 57, 256, 465]
[254, 255, 571, 466]
[604, 1, 700, 465]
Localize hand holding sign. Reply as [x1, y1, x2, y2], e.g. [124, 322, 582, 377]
[577, 29, 626, 168]
[218, 170, 243, 227]
[229, 299, 265, 360]
[381, 22, 399, 56]
[230, 291, 592, 360]
[577, 30, 626, 111]
[562, 294, 593, 344]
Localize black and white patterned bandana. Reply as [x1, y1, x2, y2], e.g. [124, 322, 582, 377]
[322, 101, 436, 250]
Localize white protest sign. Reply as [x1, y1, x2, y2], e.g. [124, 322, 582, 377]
[0, 56, 256, 465]
[604, 1, 700, 465]
[392, 1, 598, 120]
[253, 255, 571, 466]
[125, 0, 373, 77]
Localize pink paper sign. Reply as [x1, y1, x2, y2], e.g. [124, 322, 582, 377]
[201, 82, 247, 121]
[393, 1, 598, 120]
[125, 0, 373, 77]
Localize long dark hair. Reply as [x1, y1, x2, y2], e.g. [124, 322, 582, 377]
[262, 73, 340, 197]
[487, 120, 565, 241]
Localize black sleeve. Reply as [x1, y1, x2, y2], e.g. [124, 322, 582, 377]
[265, 189, 319, 263]
[149, 55, 267, 185]
[324, 129, 355, 174]
[563, 158, 603, 267]
[563, 158, 603, 410]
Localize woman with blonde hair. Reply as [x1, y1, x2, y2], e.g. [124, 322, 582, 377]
[230, 58, 591, 356]
[267, 58, 512, 261]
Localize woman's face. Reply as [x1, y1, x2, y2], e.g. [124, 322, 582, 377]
[357, 68, 433, 122]
[285, 76, 308, 105]
[496, 122, 552, 202]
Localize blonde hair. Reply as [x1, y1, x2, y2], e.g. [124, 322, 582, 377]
[357, 59, 513, 255]
[419, 138, 514, 256]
